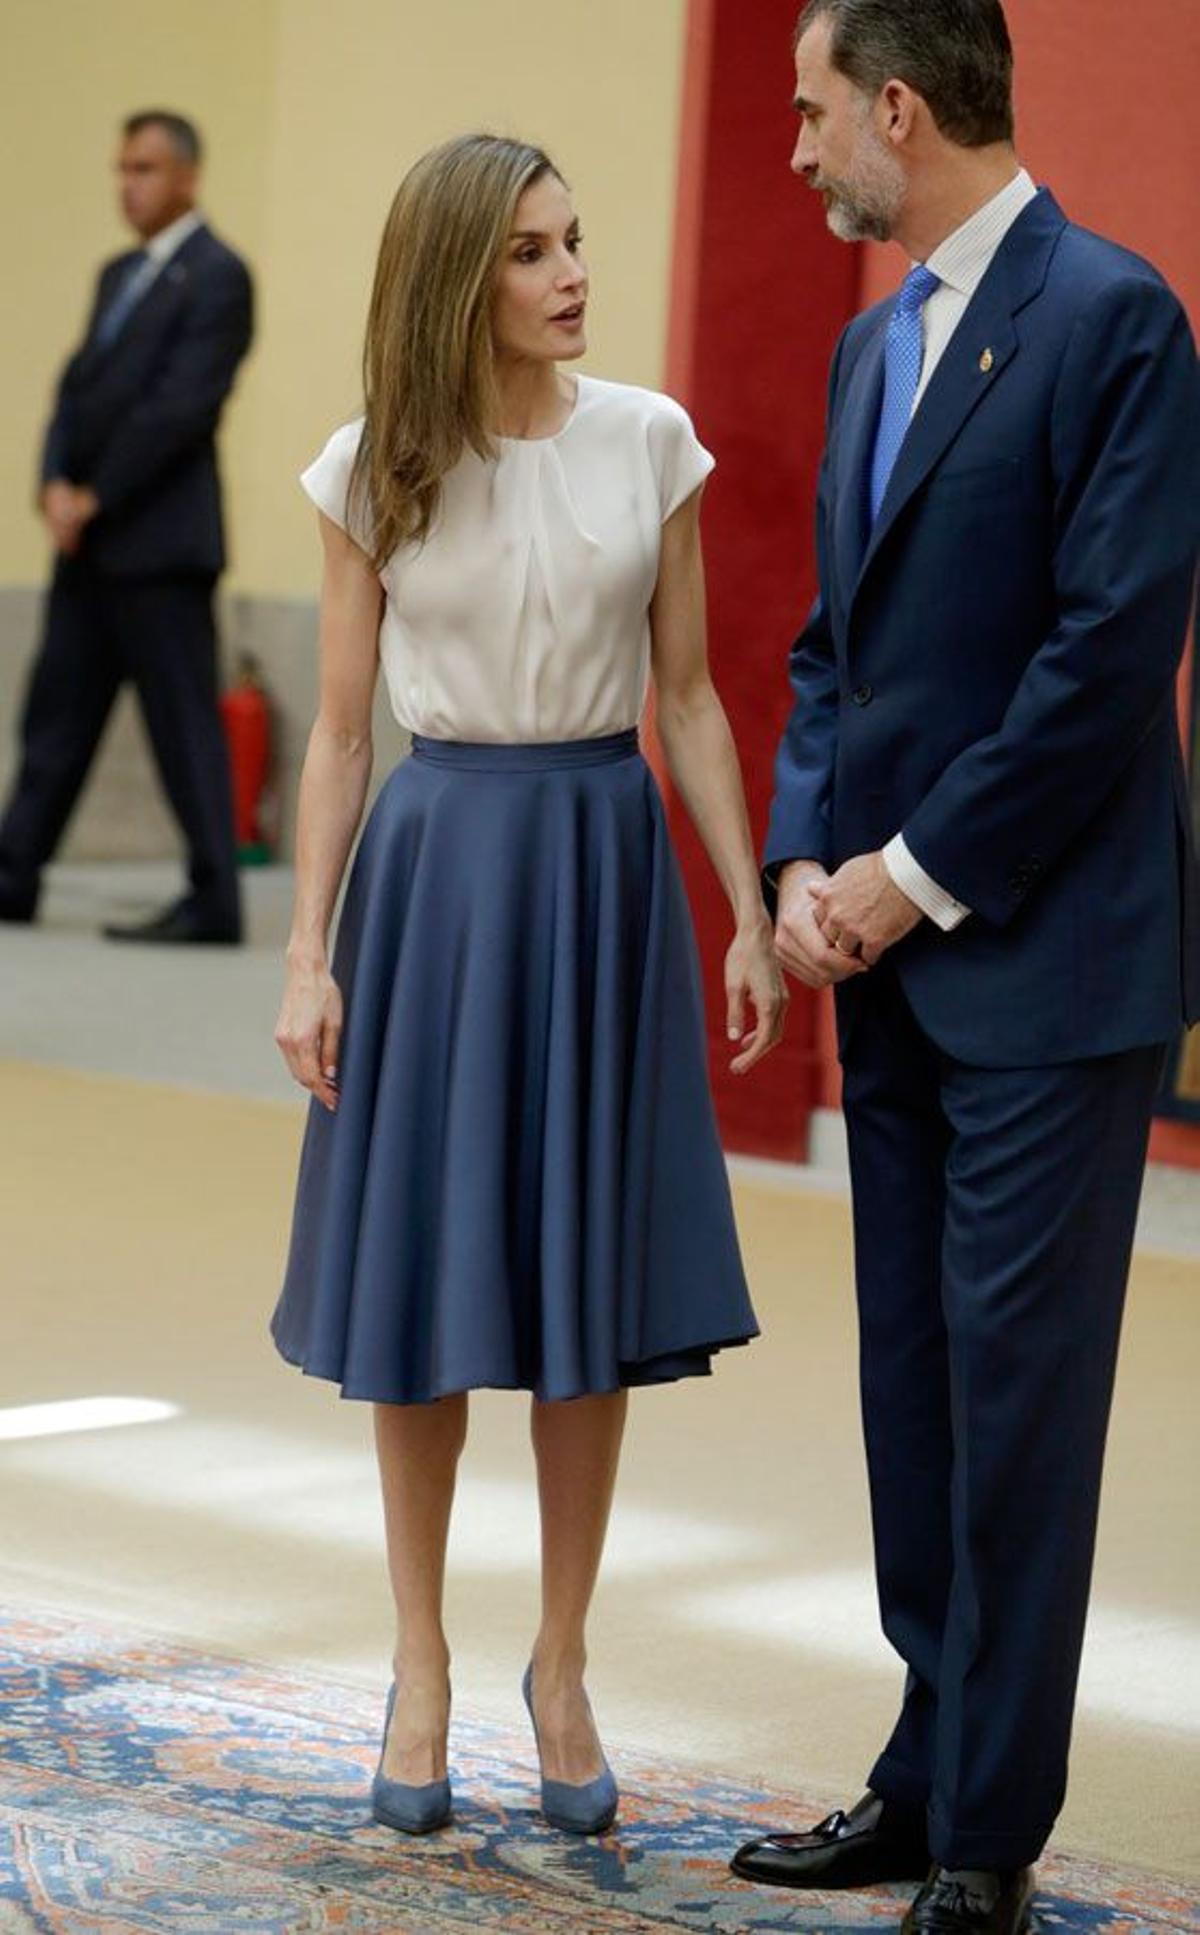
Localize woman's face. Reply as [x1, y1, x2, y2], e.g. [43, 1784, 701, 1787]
[492, 173, 588, 364]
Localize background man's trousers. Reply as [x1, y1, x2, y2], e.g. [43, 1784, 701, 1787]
[0, 556, 239, 927]
[840, 962, 1164, 1870]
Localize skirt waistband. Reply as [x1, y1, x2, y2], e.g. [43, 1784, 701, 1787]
[410, 729, 640, 772]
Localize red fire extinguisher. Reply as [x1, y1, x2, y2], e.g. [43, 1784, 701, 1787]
[220, 652, 274, 864]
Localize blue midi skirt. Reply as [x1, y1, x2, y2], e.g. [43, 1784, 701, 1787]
[270, 729, 758, 1404]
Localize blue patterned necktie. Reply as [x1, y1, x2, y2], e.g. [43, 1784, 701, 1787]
[95, 250, 155, 348]
[869, 263, 941, 521]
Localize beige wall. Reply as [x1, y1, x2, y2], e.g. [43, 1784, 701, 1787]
[2, 0, 690, 600]
[1, 0, 277, 589]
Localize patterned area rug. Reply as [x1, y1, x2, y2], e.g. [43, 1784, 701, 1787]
[1, 1610, 1196, 1934]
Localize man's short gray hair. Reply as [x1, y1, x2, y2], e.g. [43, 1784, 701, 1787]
[794, 0, 1015, 149]
[122, 111, 203, 166]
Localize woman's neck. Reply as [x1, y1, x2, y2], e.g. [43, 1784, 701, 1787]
[492, 359, 574, 439]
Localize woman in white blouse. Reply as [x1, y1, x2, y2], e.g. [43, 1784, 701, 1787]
[272, 134, 785, 1838]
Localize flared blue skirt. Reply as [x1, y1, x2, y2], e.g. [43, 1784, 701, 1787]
[270, 729, 758, 1403]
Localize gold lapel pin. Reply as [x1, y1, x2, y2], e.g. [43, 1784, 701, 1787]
[979, 348, 995, 374]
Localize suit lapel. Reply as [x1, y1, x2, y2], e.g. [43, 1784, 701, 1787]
[832, 317, 886, 600]
[88, 224, 209, 359]
[82, 251, 141, 351]
[860, 292, 1017, 575]
[850, 190, 1068, 598]
[126, 224, 209, 332]
[130, 254, 190, 328]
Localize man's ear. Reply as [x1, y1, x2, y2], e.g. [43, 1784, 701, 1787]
[877, 79, 919, 147]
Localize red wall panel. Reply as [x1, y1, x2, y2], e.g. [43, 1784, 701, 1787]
[662, 0, 859, 1158]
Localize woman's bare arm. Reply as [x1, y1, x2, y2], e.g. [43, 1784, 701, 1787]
[275, 513, 383, 1109]
[650, 489, 786, 1073]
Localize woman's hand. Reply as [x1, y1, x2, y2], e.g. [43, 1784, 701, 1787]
[725, 914, 789, 1074]
[275, 956, 344, 1112]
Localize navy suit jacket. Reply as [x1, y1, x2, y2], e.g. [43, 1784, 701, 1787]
[41, 223, 253, 579]
[764, 190, 1200, 1066]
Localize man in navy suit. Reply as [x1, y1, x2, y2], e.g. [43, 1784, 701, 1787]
[731, 4, 1200, 1929]
[0, 111, 253, 943]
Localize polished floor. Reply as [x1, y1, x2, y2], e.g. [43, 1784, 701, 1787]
[0, 864, 1197, 1883]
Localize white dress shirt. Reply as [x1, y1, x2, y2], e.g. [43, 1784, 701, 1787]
[882, 168, 1039, 931]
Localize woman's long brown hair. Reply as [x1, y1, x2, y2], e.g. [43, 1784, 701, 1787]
[348, 133, 561, 566]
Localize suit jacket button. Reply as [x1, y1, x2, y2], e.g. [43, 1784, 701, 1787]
[852, 683, 874, 706]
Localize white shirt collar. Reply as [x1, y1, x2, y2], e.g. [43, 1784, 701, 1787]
[143, 209, 204, 266]
[924, 168, 1038, 297]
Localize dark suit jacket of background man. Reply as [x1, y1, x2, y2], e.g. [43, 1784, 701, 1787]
[43, 222, 252, 578]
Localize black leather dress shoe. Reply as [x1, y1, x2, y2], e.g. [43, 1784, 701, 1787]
[730, 1790, 930, 1889]
[102, 900, 241, 946]
[902, 1866, 1035, 1934]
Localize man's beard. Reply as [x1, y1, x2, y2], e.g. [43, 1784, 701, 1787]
[814, 131, 905, 243]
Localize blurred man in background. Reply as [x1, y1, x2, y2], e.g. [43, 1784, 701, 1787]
[0, 110, 253, 943]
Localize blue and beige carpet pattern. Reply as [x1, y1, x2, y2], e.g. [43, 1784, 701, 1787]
[1, 1610, 1196, 1933]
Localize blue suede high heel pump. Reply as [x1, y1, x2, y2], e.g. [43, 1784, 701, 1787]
[522, 1662, 618, 1835]
[370, 1682, 452, 1834]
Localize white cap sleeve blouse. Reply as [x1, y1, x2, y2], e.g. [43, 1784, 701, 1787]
[299, 375, 714, 744]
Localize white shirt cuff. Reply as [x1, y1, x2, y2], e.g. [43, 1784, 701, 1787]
[883, 834, 971, 933]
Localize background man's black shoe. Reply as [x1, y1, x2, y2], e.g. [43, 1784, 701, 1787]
[0, 886, 37, 924]
[731, 1791, 930, 1889]
[102, 899, 241, 946]
[902, 1866, 1035, 1933]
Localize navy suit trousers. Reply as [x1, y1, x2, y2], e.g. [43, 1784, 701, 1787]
[840, 964, 1164, 1868]
[0, 557, 239, 925]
